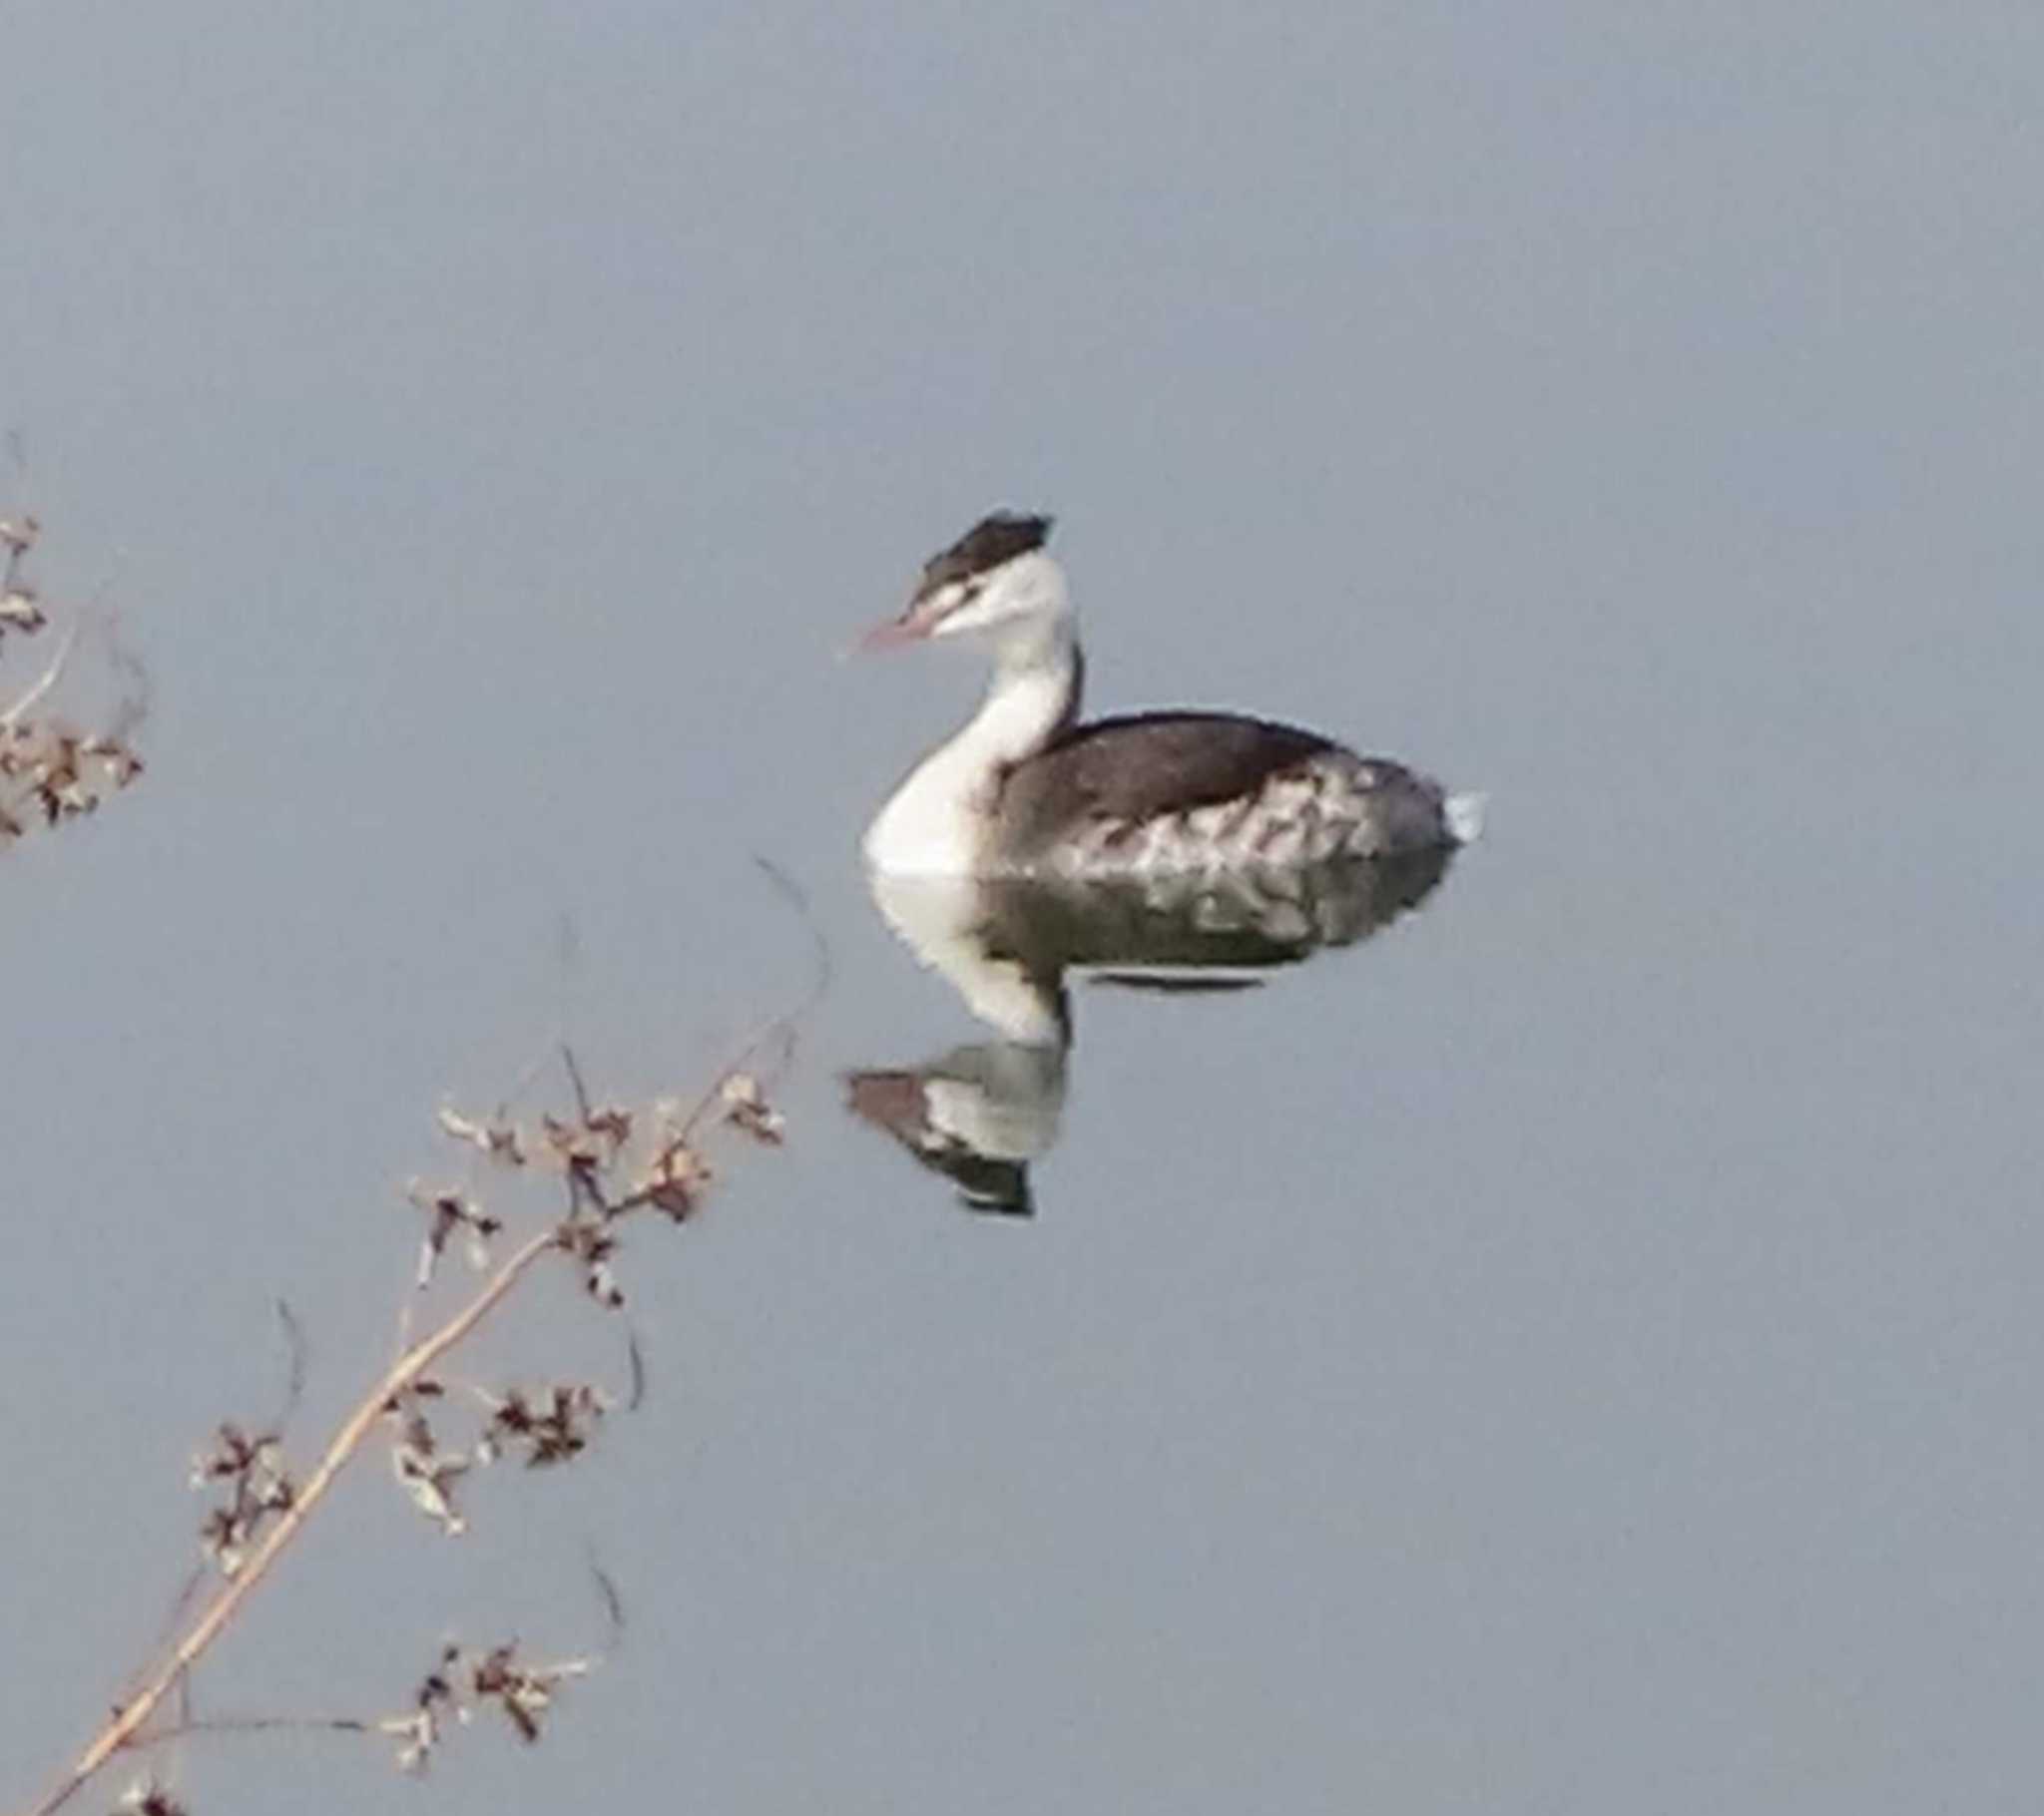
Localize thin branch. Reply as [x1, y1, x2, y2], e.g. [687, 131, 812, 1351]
[754, 855, 834, 1018]
[139, 1714, 383, 1741]
[586, 1548, 627, 1651]
[673, 858, 831, 1141]
[21, 1226, 562, 1816]
[0, 620, 79, 731]
[560, 1043, 594, 1124]
[272, 1299, 308, 1428]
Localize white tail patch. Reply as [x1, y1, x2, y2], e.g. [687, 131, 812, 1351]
[1445, 791, 1488, 845]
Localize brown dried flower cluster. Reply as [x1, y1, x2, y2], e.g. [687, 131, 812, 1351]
[415, 1066, 781, 1315]
[404, 1185, 503, 1288]
[474, 1381, 612, 1469]
[386, 1382, 475, 1537]
[0, 512, 145, 845]
[720, 1071, 788, 1144]
[387, 1639, 595, 1773]
[190, 1423, 295, 1578]
[380, 1373, 613, 1538]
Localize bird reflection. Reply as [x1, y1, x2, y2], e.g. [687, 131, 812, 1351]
[846, 848, 1454, 1215]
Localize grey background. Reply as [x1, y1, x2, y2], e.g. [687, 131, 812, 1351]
[5, 3, 2041, 1811]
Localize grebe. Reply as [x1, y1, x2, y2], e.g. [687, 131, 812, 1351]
[860, 512, 1482, 877]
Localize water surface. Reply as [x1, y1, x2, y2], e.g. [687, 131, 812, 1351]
[5, 6, 2042, 1813]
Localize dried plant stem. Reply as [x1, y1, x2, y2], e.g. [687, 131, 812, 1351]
[109, 1713, 384, 1746]
[21, 1226, 561, 1816]
[0, 620, 78, 732]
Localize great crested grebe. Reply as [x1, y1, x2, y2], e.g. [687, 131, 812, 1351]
[859, 512, 1482, 877]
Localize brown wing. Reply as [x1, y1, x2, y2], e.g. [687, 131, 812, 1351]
[993, 712, 1349, 855]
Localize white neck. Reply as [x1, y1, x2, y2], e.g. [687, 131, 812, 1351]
[863, 614, 1081, 874]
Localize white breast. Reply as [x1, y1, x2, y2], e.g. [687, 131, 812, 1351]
[862, 775, 987, 873]
[864, 656, 1076, 875]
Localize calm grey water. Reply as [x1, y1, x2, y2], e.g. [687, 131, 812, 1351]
[6, 6, 2043, 1812]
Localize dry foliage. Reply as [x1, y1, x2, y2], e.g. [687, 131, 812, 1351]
[0, 512, 145, 845]
[14, 1052, 788, 1816]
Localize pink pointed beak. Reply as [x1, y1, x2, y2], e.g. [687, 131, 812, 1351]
[853, 613, 929, 654]
[847, 597, 941, 658]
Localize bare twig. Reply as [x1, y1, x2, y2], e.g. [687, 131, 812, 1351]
[0, 619, 78, 731]
[272, 1300, 309, 1428]
[22, 1227, 559, 1816]
[19, 1044, 791, 1814]
[673, 858, 830, 1143]
[111, 1712, 387, 1748]
[587, 1549, 628, 1650]
[561, 1042, 595, 1123]
[15, 981, 806, 1810]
